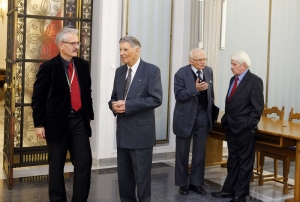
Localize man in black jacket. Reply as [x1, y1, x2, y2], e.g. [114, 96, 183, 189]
[32, 27, 94, 202]
[211, 51, 264, 202]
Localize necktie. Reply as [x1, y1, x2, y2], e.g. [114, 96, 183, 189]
[197, 70, 203, 82]
[68, 62, 82, 111]
[228, 77, 239, 101]
[123, 68, 132, 99]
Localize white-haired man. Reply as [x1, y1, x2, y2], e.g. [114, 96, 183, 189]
[212, 51, 264, 202]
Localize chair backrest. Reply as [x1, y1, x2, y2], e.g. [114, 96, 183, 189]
[263, 103, 285, 120]
[288, 108, 300, 122]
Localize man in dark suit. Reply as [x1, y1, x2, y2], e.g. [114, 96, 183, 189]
[173, 48, 215, 196]
[32, 27, 94, 202]
[211, 51, 264, 202]
[108, 36, 163, 202]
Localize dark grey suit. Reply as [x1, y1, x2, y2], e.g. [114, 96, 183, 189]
[108, 59, 162, 202]
[173, 64, 215, 187]
[221, 70, 264, 197]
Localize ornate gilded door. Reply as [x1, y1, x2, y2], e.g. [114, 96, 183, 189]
[3, 0, 93, 188]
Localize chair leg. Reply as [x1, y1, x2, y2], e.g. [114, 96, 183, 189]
[282, 158, 290, 195]
[257, 151, 261, 173]
[259, 153, 265, 186]
[274, 159, 278, 179]
[251, 151, 260, 182]
[250, 173, 254, 182]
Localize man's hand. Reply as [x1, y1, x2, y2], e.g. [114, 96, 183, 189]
[195, 78, 209, 92]
[35, 127, 46, 139]
[112, 100, 126, 113]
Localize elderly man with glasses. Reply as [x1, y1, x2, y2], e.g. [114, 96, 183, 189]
[173, 48, 216, 196]
[32, 27, 94, 202]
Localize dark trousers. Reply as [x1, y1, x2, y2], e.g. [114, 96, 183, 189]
[175, 107, 208, 187]
[47, 116, 92, 202]
[117, 147, 153, 202]
[222, 128, 256, 197]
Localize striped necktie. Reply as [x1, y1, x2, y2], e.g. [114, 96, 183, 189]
[123, 68, 132, 99]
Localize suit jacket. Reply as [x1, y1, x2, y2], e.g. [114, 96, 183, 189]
[221, 70, 264, 134]
[173, 65, 215, 137]
[108, 59, 163, 149]
[31, 54, 94, 142]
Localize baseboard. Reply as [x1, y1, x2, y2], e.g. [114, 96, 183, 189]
[94, 152, 176, 167]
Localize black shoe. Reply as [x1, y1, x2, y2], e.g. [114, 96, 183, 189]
[229, 196, 246, 202]
[188, 184, 207, 195]
[211, 191, 234, 198]
[179, 186, 189, 195]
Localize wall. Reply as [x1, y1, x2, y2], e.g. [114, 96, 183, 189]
[268, 0, 300, 118]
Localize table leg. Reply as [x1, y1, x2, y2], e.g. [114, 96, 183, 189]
[285, 141, 300, 202]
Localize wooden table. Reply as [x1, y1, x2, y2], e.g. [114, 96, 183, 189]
[207, 112, 300, 202]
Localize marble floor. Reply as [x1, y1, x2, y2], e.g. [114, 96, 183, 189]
[0, 98, 296, 201]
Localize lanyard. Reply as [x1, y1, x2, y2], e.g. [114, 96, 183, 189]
[66, 62, 75, 92]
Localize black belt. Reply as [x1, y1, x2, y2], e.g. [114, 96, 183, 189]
[68, 109, 83, 118]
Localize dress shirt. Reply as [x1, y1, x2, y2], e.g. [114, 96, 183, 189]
[125, 57, 140, 91]
[191, 66, 203, 78]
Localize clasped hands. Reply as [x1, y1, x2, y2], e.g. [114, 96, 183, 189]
[112, 100, 126, 113]
[195, 78, 208, 92]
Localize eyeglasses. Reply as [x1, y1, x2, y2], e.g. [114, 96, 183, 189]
[190, 58, 208, 62]
[62, 41, 81, 46]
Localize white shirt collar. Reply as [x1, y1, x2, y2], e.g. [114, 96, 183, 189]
[127, 58, 140, 74]
[191, 65, 203, 75]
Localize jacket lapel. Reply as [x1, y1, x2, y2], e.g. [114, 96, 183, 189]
[228, 70, 251, 102]
[203, 67, 210, 84]
[73, 57, 87, 93]
[226, 77, 234, 104]
[185, 65, 198, 103]
[117, 65, 127, 99]
[54, 55, 70, 94]
[203, 66, 212, 99]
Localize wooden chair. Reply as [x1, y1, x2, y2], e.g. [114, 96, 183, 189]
[289, 107, 300, 121]
[251, 104, 285, 182]
[262, 103, 285, 119]
[258, 107, 297, 195]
